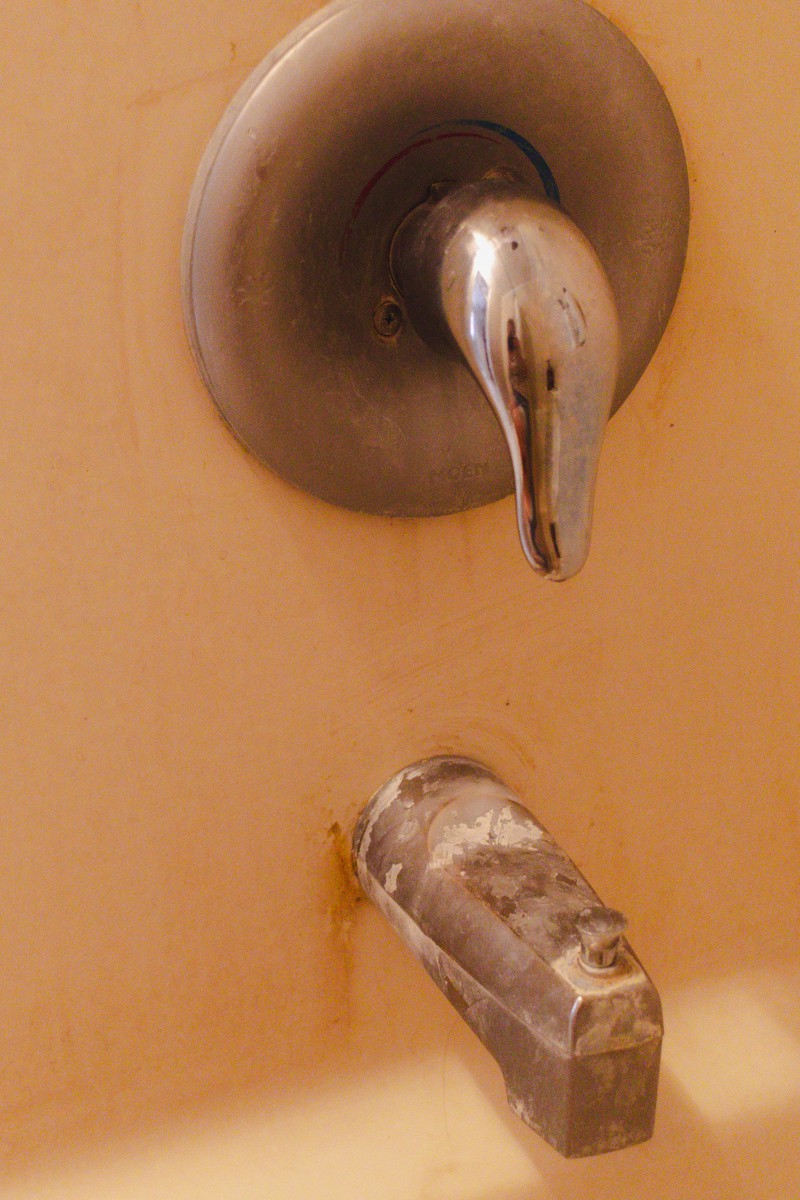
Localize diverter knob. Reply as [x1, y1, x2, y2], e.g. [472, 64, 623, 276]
[392, 180, 620, 578]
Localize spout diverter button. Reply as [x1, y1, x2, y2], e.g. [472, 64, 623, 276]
[576, 905, 628, 972]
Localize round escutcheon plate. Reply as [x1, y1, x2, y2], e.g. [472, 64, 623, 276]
[182, 0, 689, 516]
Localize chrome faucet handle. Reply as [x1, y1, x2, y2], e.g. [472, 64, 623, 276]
[393, 181, 620, 579]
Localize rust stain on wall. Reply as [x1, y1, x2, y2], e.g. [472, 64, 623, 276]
[323, 821, 365, 1026]
[325, 820, 363, 940]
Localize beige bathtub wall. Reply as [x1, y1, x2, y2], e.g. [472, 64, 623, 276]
[1, 0, 799, 1196]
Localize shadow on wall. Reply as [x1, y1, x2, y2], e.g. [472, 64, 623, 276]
[2, 916, 800, 1198]
[468, 968, 800, 1199]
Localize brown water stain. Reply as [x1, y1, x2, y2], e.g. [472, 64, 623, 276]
[323, 820, 365, 1028]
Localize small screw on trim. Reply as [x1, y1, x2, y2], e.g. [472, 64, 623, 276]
[576, 906, 628, 972]
[427, 179, 457, 202]
[373, 299, 403, 339]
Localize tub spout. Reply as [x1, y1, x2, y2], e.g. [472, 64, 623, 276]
[352, 757, 662, 1157]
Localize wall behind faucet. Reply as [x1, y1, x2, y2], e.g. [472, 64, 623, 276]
[1, 0, 798, 1196]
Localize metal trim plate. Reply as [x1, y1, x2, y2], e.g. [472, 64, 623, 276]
[182, 0, 689, 516]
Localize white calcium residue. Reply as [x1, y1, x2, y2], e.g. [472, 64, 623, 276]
[356, 773, 405, 865]
[429, 811, 494, 869]
[430, 805, 543, 869]
[356, 764, 424, 868]
[384, 862, 403, 894]
[396, 817, 419, 843]
[494, 805, 544, 848]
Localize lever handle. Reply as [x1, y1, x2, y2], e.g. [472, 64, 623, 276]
[393, 181, 620, 579]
